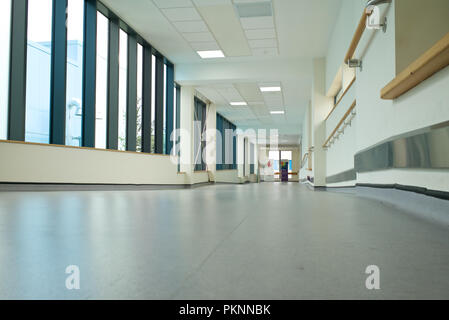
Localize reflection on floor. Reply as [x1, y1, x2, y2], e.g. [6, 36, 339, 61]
[0, 183, 448, 299]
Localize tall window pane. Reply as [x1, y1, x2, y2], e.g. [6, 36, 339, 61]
[136, 44, 143, 152]
[25, 0, 53, 143]
[281, 151, 293, 172]
[65, 0, 84, 146]
[95, 12, 108, 149]
[0, 0, 12, 139]
[151, 55, 156, 153]
[118, 30, 128, 151]
[269, 151, 280, 174]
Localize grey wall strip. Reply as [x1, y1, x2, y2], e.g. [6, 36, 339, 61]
[126, 35, 137, 152]
[142, 46, 152, 153]
[154, 55, 164, 154]
[355, 121, 449, 172]
[82, 0, 97, 148]
[50, 0, 68, 145]
[326, 169, 356, 184]
[107, 19, 119, 150]
[8, 0, 27, 141]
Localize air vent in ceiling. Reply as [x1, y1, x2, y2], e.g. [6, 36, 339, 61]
[235, 1, 272, 18]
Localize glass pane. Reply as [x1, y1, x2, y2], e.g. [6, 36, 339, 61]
[95, 12, 108, 149]
[151, 55, 156, 153]
[118, 30, 128, 151]
[281, 151, 292, 160]
[136, 44, 143, 152]
[25, 0, 53, 143]
[281, 151, 293, 172]
[0, 0, 12, 139]
[268, 150, 279, 173]
[66, 0, 84, 147]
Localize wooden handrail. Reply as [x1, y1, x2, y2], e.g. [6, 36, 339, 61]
[325, 76, 356, 121]
[344, 10, 371, 63]
[381, 31, 449, 100]
[323, 100, 357, 148]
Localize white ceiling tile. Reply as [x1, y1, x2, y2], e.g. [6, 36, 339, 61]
[251, 47, 278, 56]
[244, 28, 276, 40]
[190, 41, 220, 51]
[196, 87, 228, 104]
[173, 20, 209, 32]
[161, 8, 202, 21]
[248, 38, 277, 48]
[216, 86, 244, 102]
[196, 4, 251, 57]
[240, 16, 274, 29]
[259, 81, 281, 87]
[153, 0, 193, 9]
[182, 32, 215, 42]
[234, 83, 264, 102]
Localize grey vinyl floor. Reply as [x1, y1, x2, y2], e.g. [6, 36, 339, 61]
[0, 183, 448, 300]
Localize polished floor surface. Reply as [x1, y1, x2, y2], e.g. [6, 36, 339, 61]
[0, 183, 448, 299]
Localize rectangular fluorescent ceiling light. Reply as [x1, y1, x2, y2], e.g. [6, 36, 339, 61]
[230, 102, 247, 106]
[260, 86, 281, 92]
[270, 111, 285, 114]
[197, 50, 225, 59]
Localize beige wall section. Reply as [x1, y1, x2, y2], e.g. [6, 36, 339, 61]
[395, 0, 449, 74]
[215, 170, 241, 184]
[312, 58, 333, 187]
[191, 171, 210, 184]
[0, 141, 187, 185]
[180, 86, 195, 175]
[205, 103, 217, 181]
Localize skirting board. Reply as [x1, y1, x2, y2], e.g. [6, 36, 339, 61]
[0, 182, 213, 192]
[327, 185, 449, 227]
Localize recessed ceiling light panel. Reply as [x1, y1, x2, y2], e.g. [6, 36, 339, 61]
[197, 50, 225, 59]
[230, 102, 248, 106]
[260, 86, 281, 92]
[270, 111, 285, 115]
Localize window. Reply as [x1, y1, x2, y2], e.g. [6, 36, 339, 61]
[151, 54, 156, 153]
[25, 0, 53, 143]
[118, 29, 128, 151]
[95, 11, 108, 149]
[136, 43, 143, 152]
[281, 151, 293, 173]
[269, 151, 280, 174]
[216, 113, 236, 171]
[65, 0, 84, 147]
[0, 0, 11, 139]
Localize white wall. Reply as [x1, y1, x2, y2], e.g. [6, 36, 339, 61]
[215, 170, 241, 184]
[395, 0, 449, 74]
[0, 141, 187, 185]
[299, 102, 312, 181]
[312, 58, 333, 187]
[317, 0, 449, 191]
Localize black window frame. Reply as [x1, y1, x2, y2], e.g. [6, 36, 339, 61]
[5, 0, 175, 157]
